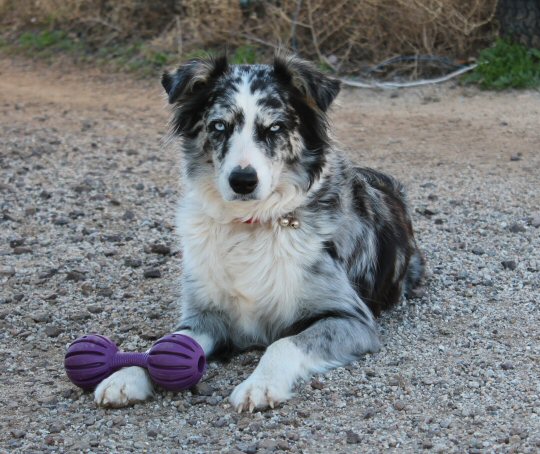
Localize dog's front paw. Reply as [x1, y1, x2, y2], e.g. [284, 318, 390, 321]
[94, 366, 154, 408]
[230, 374, 292, 413]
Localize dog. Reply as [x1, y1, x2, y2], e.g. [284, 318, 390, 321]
[94, 53, 424, 411]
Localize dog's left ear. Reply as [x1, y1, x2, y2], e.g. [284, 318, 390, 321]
[273, 53, 340, 111]
[162, 55, 228, 104]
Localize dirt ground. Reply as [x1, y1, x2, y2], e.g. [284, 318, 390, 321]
[1, 56, 539, 453]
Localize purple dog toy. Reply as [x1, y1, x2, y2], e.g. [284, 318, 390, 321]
[64, 333, 206, 391]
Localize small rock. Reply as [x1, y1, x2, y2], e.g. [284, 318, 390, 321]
[500, 362, 514, 370]
[81, 283, 94, 296]
[66, 270, 85, 282]
[258, 439, 278, 451]
[144, 268, 161, 279]
[0, 266, 15, 277]
[510, 153, 522, 161]
[13, 246, 32, 255]
[49, 422, 64, 433]
[45, 325, 63, 337]
[310, 379, 324, 390]
[193, 382, 214, 396]
[422, 440, 434, 449]
[134, 183, 145, 190]
[530, 215, 540, 228]
[393, 400, 407, 411]
[9, 238, 24, 248]
[416, 207, 439, 217]
[147, 428, 158, 438]
[501, 260, 517, 270]
[346, 430, 361, 444]
[122, 210, 135, 221]
[86, 304, 103, 314]
[213, 417, 227, 428]
[508, 223, 526, 233]
[276, 440, 290, 451]
[32, 312, 51, 323]
[97, 287, 113, 297]
[11, 430, 26, 439]
[125, 257, 142, 268]
[112, 416, 125, 426]
[362, 409, 376, 419]
[150, 243, 171, 255]
[471, 247, 485, 256]
[103, 234, 122, 243]
[53, 217, 69, 226]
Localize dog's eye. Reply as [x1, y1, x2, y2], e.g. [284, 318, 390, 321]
[213, 122, 226, 132]
[269, 123, 281, 133]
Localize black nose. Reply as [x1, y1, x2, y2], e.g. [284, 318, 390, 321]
[229, 165, 258, 195]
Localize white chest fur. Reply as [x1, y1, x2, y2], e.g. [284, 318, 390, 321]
[176, 196, 321, 340]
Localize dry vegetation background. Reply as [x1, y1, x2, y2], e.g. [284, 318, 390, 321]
[0, 0, 500, 71]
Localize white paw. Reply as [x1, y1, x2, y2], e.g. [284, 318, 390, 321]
[230, 374, 292, 413]
[94, 367, 154, 408]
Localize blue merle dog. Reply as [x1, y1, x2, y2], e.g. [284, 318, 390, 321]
[94, 53, 424, 411]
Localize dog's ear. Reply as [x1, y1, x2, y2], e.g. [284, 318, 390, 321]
[162, 55, 228, 104]
[273, 53, 340, 111]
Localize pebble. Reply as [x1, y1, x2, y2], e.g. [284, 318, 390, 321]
[471, 247, 485, 256]
[310, 379, 324, 390]
[510, 153, 522, 161]
[86, 304, 104, 314]
[122, 210, 135, 220]
[345, 430, 361, 444]
[31, 312, 51, 323]
[530, 215, 540, 228]
[144, 268, 162, 278]
[0, 265, 16, 276]
[13, 246, 32, 254]
[150, 243, 171, 255]
[501, 260, 517, 270]
[194, 382, 214, 396]
[45, 326, 62, 338]
[11, 430, 26, 439]
[66, 270, 85, 282]
[508, 222, 526, 233]
[258, 439, 278, 451]
[53, 216, 69, 225]
[125, 257, 142, 268]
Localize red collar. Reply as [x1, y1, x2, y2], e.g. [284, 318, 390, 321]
[243, 218, 258, 224]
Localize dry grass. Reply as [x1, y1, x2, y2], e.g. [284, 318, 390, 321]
[0, 0, 499, 71]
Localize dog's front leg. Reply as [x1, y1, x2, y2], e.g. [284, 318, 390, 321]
[95, 311, 225, 407]
[230, 312, 380, 412]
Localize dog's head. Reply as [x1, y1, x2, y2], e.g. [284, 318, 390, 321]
[162, 53, 340, 206]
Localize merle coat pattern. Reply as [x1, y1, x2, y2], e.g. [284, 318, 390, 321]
[94, 54, 424, 411]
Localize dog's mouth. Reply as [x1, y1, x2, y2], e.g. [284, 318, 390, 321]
[229, 193, 259, 202]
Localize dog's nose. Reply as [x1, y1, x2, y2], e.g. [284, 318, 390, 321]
[229, 165, 258, 195]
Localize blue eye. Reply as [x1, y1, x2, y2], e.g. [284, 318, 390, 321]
[214, 122, 226, 132]
[269, 124, 281, 132]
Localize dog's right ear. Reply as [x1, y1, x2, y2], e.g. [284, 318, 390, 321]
[161, 55, 228, 104]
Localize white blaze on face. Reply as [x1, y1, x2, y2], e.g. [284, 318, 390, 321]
[217, 74, 275, 201]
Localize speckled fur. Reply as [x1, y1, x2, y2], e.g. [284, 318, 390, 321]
[95, 54, 424, 410]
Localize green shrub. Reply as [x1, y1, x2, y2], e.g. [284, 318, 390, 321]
[18, 30, 80, 53]
[465, 38, 540, 89]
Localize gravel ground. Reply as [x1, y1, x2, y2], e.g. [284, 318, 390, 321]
[1, 57, 539, 453]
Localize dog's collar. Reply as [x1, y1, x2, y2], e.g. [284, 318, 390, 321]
[240, 214, 301, 229]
